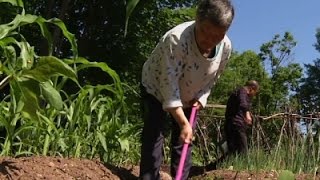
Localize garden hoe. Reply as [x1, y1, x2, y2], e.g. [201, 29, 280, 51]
[175, 106, 198, 180]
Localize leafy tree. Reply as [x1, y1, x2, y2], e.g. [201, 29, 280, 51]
[210, 50, 266, 106]
[314, 28, 320, 52]
[258, 32, 302, 114]
[210, 33, 302, 115]
[298, 28, 320, 113]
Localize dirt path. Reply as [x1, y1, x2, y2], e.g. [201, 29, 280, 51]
[0, 156, 318, 179]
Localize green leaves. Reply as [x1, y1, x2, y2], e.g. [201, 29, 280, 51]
[0, 14, 36, 39]
[118, 137, 129, 152]
[22, 56, 77, 82]
[0, 0, 23, 8]
[0, 5, 79, 121]
[211, 51, 266, 104]
[46, 18, 78, 57]
[0, 13, 77, 57]
[75, 57, 123, 97]
[10, 78, 41, 120]
[0, 1, 78, 120]
[9, 56, 77, 119]
[299, 59, 320, 113]
[40, 81, 63, 110]
[0, 0, 134, 163]
[298, 29, 320, 113]
[278, 170, 295, 180]
[258, 32, 302, 114]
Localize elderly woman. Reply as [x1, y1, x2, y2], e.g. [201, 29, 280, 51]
[140, 0, 235, 179]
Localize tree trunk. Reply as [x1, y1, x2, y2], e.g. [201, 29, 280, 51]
[53, 0, 72, 56]
[38, 0, 55, 55]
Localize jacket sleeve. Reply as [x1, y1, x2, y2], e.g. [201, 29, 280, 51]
[239, 88, 250, 112]
[158, 34, 184, 110]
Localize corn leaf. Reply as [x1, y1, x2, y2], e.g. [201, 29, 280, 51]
[0, 0, 24, 8]
[125, 0, 140, 36]
[21, 56, 77, 82]
[97, 131, 108, 152]
[40, 81, 63, 110]
[10, 78, 40, 120]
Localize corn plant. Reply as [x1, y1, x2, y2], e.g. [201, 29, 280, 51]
[0, 0, 76, 154]
[0, 0, 135, 164]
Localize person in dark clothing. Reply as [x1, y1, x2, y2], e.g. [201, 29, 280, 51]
[191, 80, 259, 174]
[224, 80, 259, 155]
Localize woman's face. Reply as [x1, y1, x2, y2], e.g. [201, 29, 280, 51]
[249, 87, 259, 97]
[195, 19, 228, 53]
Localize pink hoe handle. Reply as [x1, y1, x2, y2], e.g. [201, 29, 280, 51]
[175, 106, 198, 180]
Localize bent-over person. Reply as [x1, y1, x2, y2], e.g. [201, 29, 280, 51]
[224, 80, 259, 155]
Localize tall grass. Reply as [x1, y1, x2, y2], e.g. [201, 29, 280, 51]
[192, 106, 319, 177]
[219, 117, 320, 176]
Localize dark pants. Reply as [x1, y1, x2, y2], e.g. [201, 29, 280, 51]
[139, 89, 195, 180]
[225, 122, 248, 155]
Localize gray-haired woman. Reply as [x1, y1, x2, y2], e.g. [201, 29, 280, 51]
[140, 0, 235, 179]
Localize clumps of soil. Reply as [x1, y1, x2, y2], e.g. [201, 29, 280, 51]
[0, 156, 318, 180]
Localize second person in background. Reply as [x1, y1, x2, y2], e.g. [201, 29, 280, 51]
[225, 80, 259, 155]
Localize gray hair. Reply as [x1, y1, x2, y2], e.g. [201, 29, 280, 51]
[196, 0, 234, 28]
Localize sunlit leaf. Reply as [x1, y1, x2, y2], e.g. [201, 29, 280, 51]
[21, 56, 77, 82]
[47, 18, 78, 58]
[18, 37, 34, 69]
[97, 131, 107, 152]
[10, 78, 41, 120]
[124, 0, 140, 36]
[40, 81, 63, 110]
[0, 14, 76, 57]
[117, 137, 129, 152]
[75, 57, 123, 96]
[0, 0, 24, 8]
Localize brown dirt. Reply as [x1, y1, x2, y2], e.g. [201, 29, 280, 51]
[0, 156, 318, 180]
